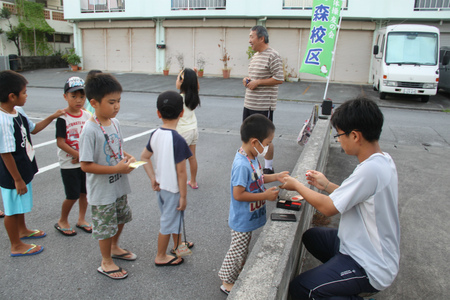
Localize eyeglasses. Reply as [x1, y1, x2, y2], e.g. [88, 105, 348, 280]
[334, 130, 360, 140]
[333, 132, 348, 139]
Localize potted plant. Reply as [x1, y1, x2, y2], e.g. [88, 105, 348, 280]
[163, 55, 172, 76]
[246, 46, 256, 60]
[196, 56, 206, 78]
[218, 39, 231, 78]
[62, 48, 81, 71]
[176, 52, 184, 72]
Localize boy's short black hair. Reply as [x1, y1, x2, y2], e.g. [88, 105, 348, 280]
[0, 70, 28, 103]
[84, 73, 122, 102]
[157, 90, 183, 120]
[331, 97, 384, 142]
[240, 114, 275, 143]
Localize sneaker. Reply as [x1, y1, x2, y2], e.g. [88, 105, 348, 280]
[263, 168, 274, 175]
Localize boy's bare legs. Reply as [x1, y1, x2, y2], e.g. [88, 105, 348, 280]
[5, 214, 43, 254]
[99, 237, 127, 278]
[155, 232, 182, 264]
[16, 213, 45, 238]
[77, 193, 91, 230]
[188, 145, 198, 187]
[110, 223, 134, 259]
[58, 199, 77, 234]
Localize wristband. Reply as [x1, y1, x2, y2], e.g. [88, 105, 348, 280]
[324, 181, 330, 192]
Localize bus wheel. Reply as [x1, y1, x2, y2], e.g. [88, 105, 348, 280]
[421, 95, 430, 103]
[380, 92, 386, 100]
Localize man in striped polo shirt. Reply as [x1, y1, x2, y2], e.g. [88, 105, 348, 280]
[243, 25, 284, 174]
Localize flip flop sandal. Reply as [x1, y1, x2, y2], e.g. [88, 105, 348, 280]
[112, 249, 137, 261]
[20, 230, 47, 239]
[187, 181, 199, 189]
[54, 223, 77, 236]
[11, 244, 44, 257]
[97, 266, 128, 280]
[220, 285, 231, 295]
[76, 224, 93, 233]
[154, 256, 184, 267]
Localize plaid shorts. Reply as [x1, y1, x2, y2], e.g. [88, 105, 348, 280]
[91, 195, 132, 240]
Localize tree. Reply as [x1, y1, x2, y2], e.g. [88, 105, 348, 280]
[0, 7, 23, 56]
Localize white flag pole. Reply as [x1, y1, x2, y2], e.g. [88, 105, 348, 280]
[322, 0, 344, 101]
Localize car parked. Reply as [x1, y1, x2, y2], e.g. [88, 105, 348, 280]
[439, 46, 450, 92]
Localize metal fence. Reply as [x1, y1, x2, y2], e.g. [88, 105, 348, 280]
[283, 0, 348, 9]
[414, 0, 450, 10]
[171, 0, 226, 10]
[80, 0, 125, 13]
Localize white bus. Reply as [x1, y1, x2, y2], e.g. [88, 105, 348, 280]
[372, 24, 440, 103]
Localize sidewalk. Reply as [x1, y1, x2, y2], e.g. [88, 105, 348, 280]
[22, 68, 450, 111]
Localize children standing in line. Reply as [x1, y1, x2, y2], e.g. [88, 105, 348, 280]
[218, 114, 288, 295]
[54, 77, 92, 236]
[0, 70, 65, 256]
[141, 90, 193, 267]
[79, 73, 136, 280]
[175, 68, 201, 189]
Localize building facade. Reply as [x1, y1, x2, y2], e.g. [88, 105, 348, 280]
[0, 0, 73, 57]
[61, 1, 450, 83]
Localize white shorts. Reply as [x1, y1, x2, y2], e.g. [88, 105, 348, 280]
[179, 128, 198, 146]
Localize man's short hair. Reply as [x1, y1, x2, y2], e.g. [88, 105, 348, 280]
[157, 90, 183, 120]
[251, 25, 269, 44]
[331, 97, 384, 142]
[85, 73, 122, 103]
[0, 70, 28, 103]
[241, 114, 275, 143]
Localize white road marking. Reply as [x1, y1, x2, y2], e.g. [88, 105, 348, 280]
[36, 129, 154, 175]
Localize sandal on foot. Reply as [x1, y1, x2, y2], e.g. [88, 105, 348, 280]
[155, 256, 184, 267]
[187, 181, 198, 189]
[97, 266, 128, 280]
[20, 230, 47, 240]
[76, 223, 92, 233]
[220, 285, 231, 295]
[54, 223, 77, 236]
[112, 249, 137, 261]
[170, 241, 194, 255]
[0, 210, 5, 218]
[11, 244, 44, 257]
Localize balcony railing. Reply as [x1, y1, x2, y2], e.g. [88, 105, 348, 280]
[171, 0, 226, 10]
[80, 0, 125, 13]
[283, 0, 348, 10]
[414, 0, 450, 11]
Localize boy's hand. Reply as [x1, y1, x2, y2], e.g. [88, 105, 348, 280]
[177, 196, 187, 211]
[116, 158, 134, 174]
[14, 178, 27, 195]
[52, 109, 66, 119]
[305, 170, 329, 190]
[151, 178, 160, 191]
[280, 176, 301, 191]
[276, 171, 290, 182]
[125, 154, 136, 163]
[264, 186, 279, 201]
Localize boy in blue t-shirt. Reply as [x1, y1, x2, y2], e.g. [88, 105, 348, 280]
[141, 90, 193, 267]
[218, 114, 288, 295]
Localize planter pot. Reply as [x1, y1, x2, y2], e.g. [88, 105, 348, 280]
[163, 69, 169, 76]
[287, 77, 299, 82]
[222, 69, 230, 79]
[78, 66, 82, 70]
[71, 65, 78, 71]
[198, 70, 204, 78]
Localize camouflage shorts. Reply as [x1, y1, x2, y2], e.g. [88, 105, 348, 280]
[91, 195, 132, 240]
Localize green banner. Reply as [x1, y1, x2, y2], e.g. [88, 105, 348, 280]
[299, 0, 342, 78]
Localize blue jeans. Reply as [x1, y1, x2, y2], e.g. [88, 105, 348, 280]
[289, 227, 379, 300]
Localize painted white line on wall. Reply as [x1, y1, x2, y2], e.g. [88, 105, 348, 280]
[36, 129, 154, 175]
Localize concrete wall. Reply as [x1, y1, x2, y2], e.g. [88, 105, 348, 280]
[228, 116, 332, 300]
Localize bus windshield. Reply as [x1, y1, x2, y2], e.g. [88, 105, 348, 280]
[385, 32, 438, 65]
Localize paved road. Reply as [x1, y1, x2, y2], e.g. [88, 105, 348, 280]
[1, 69, 449, 299]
